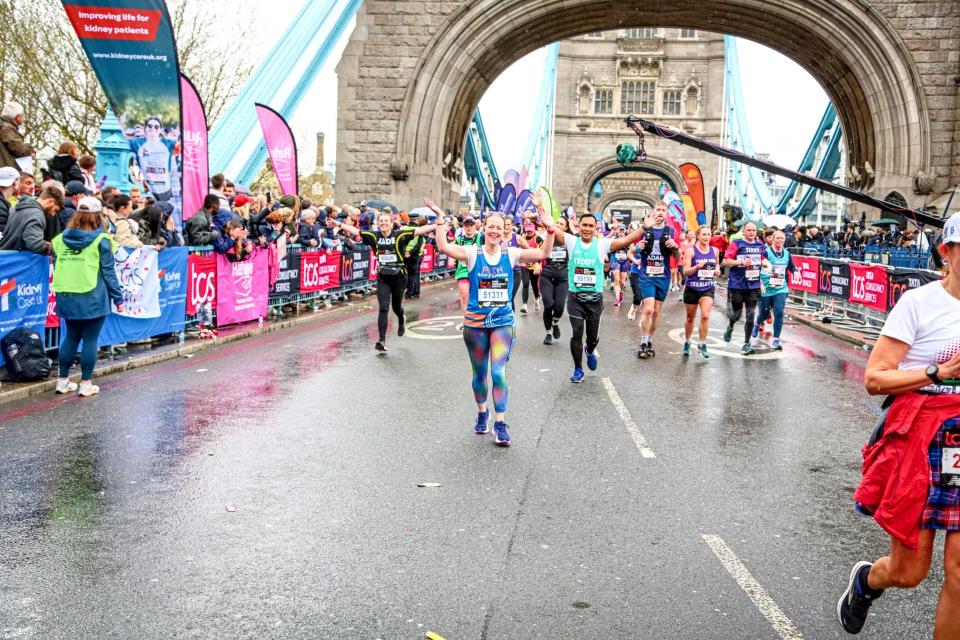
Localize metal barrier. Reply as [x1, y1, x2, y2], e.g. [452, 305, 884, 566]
[801, 242, 931, 269]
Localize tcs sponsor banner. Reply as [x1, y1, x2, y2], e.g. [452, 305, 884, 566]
[0, 253, 49, 340]
[271, 250, 301, 297]
[420, 243, 436, 273]
[339, 248, 371, 286]
[788, 255, 819, 294]
[300, 251, 341, 293]
[887, 268, 942, 310]
[216, 249, 269, 326]
[818, 258, 851, 299]
[186, 253, 216, 315]
[848, 263, 889, 312]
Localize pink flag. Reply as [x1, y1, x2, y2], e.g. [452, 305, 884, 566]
[255, 103, 298, 196]
[180, 74, 208, 221]
[215, 249, 269, 326]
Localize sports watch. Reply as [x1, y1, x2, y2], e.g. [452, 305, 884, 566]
[926, 364, 943, 385]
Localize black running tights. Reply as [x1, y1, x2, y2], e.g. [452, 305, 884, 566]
[377, 272, 407, 341]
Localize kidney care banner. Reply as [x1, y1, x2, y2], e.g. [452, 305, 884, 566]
[180, 74, 207, 221]
[61, 0, 183, 228]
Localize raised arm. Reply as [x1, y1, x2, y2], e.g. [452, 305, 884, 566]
[610, 225, 645, 252]
[517, 215, 555, 264]
[424, 199, 468, 262]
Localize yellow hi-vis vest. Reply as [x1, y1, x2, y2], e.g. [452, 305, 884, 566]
[51, 233, 116, 294]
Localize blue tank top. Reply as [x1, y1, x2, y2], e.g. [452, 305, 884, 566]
[727, 238, 766, 290]
[464, 248, 515, 329]
[632, 226, 671, 279]
[685, 244, 718, 292]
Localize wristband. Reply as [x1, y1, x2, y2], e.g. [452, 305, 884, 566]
[547, 228, 555, 235]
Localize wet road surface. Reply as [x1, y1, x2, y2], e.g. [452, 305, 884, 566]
[0, 283, 945, 639]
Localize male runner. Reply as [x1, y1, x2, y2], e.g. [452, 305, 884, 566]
[628, 201, 679, 359]
[722, 221, 766, 355]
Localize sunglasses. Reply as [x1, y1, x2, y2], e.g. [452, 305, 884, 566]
[146, 123, 162, 130]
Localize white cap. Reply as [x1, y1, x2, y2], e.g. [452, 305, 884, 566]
[943, 211, 960, 244]
[77, 196, 102, 213]
[0, 166, 19, 187]
[1, 101, 24, 119]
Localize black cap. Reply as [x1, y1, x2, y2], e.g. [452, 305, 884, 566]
[65, 180, 92, 196]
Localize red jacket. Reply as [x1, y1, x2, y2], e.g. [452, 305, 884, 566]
[854, 393, 960, 549]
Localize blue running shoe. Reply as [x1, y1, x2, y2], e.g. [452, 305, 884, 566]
[772, 337, 782, 350]
[585, 346, 599, 371]
[741, 343, 755, 355]
[474, 410, 490, 434]
[751, 322, 760, 339]
[682, 341, 691, 357]
[698, 342, 709, 359]
[493, 421, 511, 446]
[837, 561, 882, 634]
[723, 325, 733, 343]
[570, 368, 585, 383]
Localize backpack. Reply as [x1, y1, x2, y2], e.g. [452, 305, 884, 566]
[1, 327, 52, 381]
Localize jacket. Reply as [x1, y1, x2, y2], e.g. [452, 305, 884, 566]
[113, 216, 143, 249]
[0, 196, 9, 235]
[186, 210, 217, 247]
[297, 222, 322, 248]
[58, 199, 77, 230]
[854, 392, 960, 549]
[0, 117, 33, 170]
[0, 196, 48, 254]
[46, 154, 84, 185]
[52, 229, 123, 319]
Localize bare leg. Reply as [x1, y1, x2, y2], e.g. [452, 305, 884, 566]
[934, 532, 960, 640]
[698, 297, 714, 342]
[867, 529, 935, 591]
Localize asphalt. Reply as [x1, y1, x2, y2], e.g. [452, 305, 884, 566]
[0, 282, 946, 640]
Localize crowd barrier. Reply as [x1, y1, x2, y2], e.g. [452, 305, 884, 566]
[0, 242, 455, 355]
[800, 242, 931, 270]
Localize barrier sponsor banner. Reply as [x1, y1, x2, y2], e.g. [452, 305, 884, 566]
[339, 248, 371, 286]
[186, 253, 216, 315]
[271, 250, 301, 297]
[819, 258, 851, 299]
[46, 259, 59, 328]
[180, 74, 207, 221]
[788, 255, 819, 293]
[300, 251, 341, 293]
[255, 103, 298, 196]
[216, 249, 269, 326]
[0, 253, 49, 340]
[369, 254, 378, 281]
[887, 268, 942, 310]
[113, 246, 161, 318]
[98, 247, 187, 346]
[421, 243, 436, 272]
[848, 263, 889, 312]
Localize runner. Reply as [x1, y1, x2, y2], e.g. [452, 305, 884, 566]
[721, 221, 765, 355]
[540, 217, 571, 345]
[453, 216, 482, 323]
[628, 202, 680, 359]
[609, 225, 631, 307]
[837, 212, 960, 636]
[680, 225, 720, 358]
[520, 222, 542, 314]
[336, 213, 422, 352]
[502, 216, 529, 311]
[753, 229, 796, 350]
[426, 199, 555, 446]
[676, 229, 696, 301]
[545, 201, 644, 382]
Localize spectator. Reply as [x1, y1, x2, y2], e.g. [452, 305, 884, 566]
[132, 203, 169, 250]
[899, 230, 916, 249]
[0, 186, 62, 254]
[807, 225, 822, 244]
[223, 181, 235, 203]
[219, 220, 252, 261]
[298, 208, 322, 248]
[129, 187, 144, 210]
[231, 193, 252, 223]
[17, 172, 35, 198]
[111, 193, 142, 249]
[0, 101, 34, 171]
[186, 194, 219, 246]
[0, 166, 19, 234]
[60, 180, 92, 229]
[840, 223, 860, 250]
[51, 199, 124, 397]
[159, 206, 184, 247]
[259, 208, 292, 245]
[210, 173, 229, 210]
[46, 142, 85, 185]
[38, 179, 64, 242]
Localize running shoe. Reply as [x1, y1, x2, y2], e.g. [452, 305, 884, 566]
[741, 343, 755, 355]
[613, 300, 621, 308]
[722, 325, 733, 343]
[552, 323, 561, 339]
[493, 421, 511, 446]
[585, 346, 599, 371]
[772, 338, 782, 350]
[637, 342, 649, 359]
[616, 292, 623, 305]
[682, 341, 691, 357]
[398, 317, 406, 337]
[78, 383, 99, 397]
[457, 323, 464, 332]
[837, 561, 882, 634]
[535, 298, 542, 311]
[543, 333, 553, 345]
[627, 307, 637, 321]
[751, 323, 760, 339]
[520, 304, 528, 314]
[474, 410, 490, 434]
[570, 368, 585, 383]
[56, 379, 78, 394]
[375, 341, 387, 353]
[647, 343, 656, 358]
[698, 342, 709, 359]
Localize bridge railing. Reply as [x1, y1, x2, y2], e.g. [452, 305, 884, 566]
[800, 242, 931, 269]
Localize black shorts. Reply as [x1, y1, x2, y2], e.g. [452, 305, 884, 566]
[729, 288, 761, 306]
[567, 293, 604, 323]
[683, 287, 715, 305]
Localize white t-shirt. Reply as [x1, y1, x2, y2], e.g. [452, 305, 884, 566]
[880, 281, 960, 388]
[562, 234, 613, 258]
[464, 246, 521, 271]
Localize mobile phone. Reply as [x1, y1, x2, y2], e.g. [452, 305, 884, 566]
[96, 176, 107, 189]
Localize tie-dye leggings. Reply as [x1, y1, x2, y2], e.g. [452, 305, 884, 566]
[462, 325, 514, 414]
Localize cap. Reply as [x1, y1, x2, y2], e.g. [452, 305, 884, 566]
[65, 180, 92, 196]
[524, 223, 535, 232]
[462, 216, 476, 225]
[77, 196, 102, 212]
[943, 211, 960, 244]
[233, 194, 251, 208]
[0, 166, 19, 187]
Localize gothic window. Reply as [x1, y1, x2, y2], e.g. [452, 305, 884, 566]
[621, 81, 655, 114]
[578, 84, 592, 115]
[685, 86, 699, 116]
[584, 32, 604, 38]
[625, 28, 657, 39]
[594, 89, 613, 114]
[680, 28, 697, 38]
[663, 90, 682, 116]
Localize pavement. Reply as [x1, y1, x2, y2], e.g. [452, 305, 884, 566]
[0, 282, 946, 639]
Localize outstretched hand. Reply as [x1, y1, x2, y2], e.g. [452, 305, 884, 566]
[423, 198, 443, 216]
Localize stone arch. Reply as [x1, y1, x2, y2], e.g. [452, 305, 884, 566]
[581, 155, 684, 210]
[596, 191, 658, 214]
[384, 0, 931, 207]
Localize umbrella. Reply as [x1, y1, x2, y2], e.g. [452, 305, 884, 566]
[872, 218, 901, 227]
[362, 199, 398, 212]
[409, 206, 433, 218]
[762, 214, 796, 230]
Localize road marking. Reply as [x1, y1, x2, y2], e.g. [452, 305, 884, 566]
[601, 378, 656, 458]
[667, 328, 787, 360]
[404, 315, 463, 340]
[701, 534, 804, 640]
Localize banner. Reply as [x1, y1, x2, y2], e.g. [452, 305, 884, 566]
[887, 268, 942, 310]
[819, 258, 851, 299]
[679, 163, 706, 226]
[62, 0, 183, 228]
[255, 103, 298, 196]
[339, 248, 371, 286]
[848, 263, 889, 312]
[788, 255, 819, 293]
[420, 243, 436, 273]
[186, 253, 216, 315]
[0, 253, 49, 340]
[300, 251, 340, 293]
[180, 74, 207, 221]
[216, 249, 269, 326]
[113, 246, 161, 318]
[97, 247, 187, 346]
[271, 250, 301, 297]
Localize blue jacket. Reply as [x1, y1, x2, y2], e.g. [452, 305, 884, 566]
[53, 229, 123, 320]
[58, 199, 77, 230]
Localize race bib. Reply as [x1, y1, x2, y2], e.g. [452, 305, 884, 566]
[745, 268, 760, 280]
[478, 278, 509, 306]
[550, 248, 567, 260]
[615, 251, 627, 261]
[769, 276, 785, 288]
[573, 267, 597, 286]
[646, 264, 665, 277]
[941, 427, 960, 488]
[378, 253, 397, 264]
[697, 269, 716, 280]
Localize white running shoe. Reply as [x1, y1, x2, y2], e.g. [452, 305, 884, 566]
[627, 307, 637, 321]
[56, 379, 78, 394]
[78, 382, 100, 397]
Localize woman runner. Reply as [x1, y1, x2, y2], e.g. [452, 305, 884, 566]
[609, 225, 631, 307]
[680, 225, 720, 358]
[454, 216, 482, 322]
[520, 222, 542, 314]
[754, 230, 796, 350]
[426, 199, 554, 446]
[676, 229, 696, 300]
[540, 217, 571, 345]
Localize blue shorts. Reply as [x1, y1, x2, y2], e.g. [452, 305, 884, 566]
[638, 277, 670, 302]
[615, 260, 632, 273]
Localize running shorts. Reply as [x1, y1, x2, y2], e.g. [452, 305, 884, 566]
[923, 415, 960, 531]
[638, 276, 670, 302]
[567, 292, 604, 324]
[728, 288, 761, 306]
[682, 287, 716, 305]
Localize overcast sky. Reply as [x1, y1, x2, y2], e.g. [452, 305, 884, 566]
[228, 2, 829, 179]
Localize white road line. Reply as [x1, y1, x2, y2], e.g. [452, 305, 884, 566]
[601, 378, 656, 458]
[702, 534, 804, 640]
